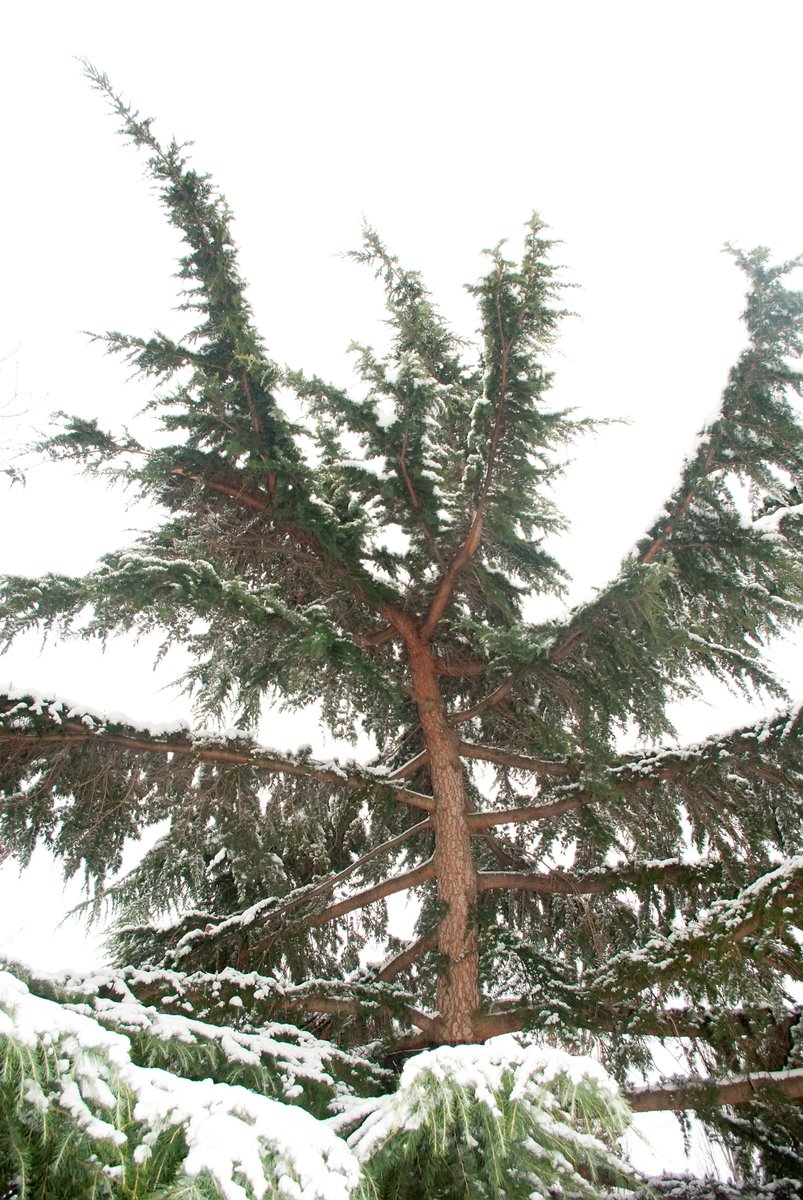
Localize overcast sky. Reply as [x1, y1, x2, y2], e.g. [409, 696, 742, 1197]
[2, 1, 802, 1175]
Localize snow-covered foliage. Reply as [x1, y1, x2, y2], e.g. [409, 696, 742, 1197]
[0, 967, 362, 1200]
[341, 1037, 636, 1199]
[0, 966, 636, 1200]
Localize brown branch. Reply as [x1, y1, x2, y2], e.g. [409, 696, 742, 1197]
[450, 676, 516, 726]
[260, 819, 433, 929]
[467, 792, 593, 830]
[277, 994, 362, 1019]
[304, 858, 436, 930]
[478, 858, 720, 898]
[375, 933, 439, 982]
[420, 339, 511, 642]
[641, 443, 721, 567]
[614, 1004, 803, 1042]
[174, 467, 413, 631]
[458, 740, 572, 777]
[387, 750, 429, 781]
[432, 654, 487, 678]
[626, 1067, 803, 1113]
[397, 428, 446, 570]
[0, 702, 435, 813]
[276, 991, 437, 1038]
[355, 626, 398, 648]
[171, 467, 271, 512]
[477, 1001, 802, 1045]
[165, 822, 434, 963]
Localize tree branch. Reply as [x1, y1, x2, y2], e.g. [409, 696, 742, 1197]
[467, 793, 593, 830]
[626, 1067, 803, 1113]
[374, 933, 439, 982]
[458, 739, 572, 776]
[0, 695, 435, 813]
[476, 1002, 803, 1045]
[231, 857, 438, 957]
[420, 333, 511, 641]
[450, 676, 516, 726]
[306, 858, 436, 929]
[478, 857, 722, 898]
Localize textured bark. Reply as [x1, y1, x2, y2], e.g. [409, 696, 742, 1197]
[408, 641, 480, 1043]
[627, 1067, 803, 1112]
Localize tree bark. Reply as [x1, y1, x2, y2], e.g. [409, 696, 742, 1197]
[627, 1067, 803, 1112]
[408, 640, 480, 1043]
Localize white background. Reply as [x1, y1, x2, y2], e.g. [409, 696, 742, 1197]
[2, 0, 803, 1177]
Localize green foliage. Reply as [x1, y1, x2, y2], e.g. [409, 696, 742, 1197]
[2, 64, 803, 1192]
[346, 1040, 635, 1200]
[1, 966, 638, 1200]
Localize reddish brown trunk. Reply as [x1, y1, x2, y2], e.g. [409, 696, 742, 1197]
[408, 641, 480, 1043]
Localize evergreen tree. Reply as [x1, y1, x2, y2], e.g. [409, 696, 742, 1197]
[1, 67, 803, 1196]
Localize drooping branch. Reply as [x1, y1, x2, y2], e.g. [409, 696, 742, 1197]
[592, 856, 803, 1003]
[0, 694, 435, 813]
[171, 818, 435, 967]
[626, 1067, 803, 1113]
[450, 676, 516, 726]
[476, 1001, 803, 1045]
[244, 858, 437, 959]
[419, 285, 514, 640]
[467, 708, 803, 830]
[76, 963, 438, 1039]
[306, 857, 436, 929]
[276, 990, 438, 1038]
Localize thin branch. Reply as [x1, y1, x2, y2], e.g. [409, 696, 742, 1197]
[375, 933, 439, 982]
[450, 676, 516, 726]
[277, 992, 438, 1038]
[200, 819, 435, 949]
[432, 654, 487, 678]
[420, 330, 511, 641]
[458, 740, 572, 776]
[354, 625, 398, 648]
[477, 1001, 802, 1045]
[245, 856, 436, 956]
[397, 426, 446, 570]
[477, 858, 721, 898]
[306, 858, 436, 929]
[467, 793, 593, 830]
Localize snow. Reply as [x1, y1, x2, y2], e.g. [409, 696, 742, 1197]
[1, 686, 191, 739]
[0, 689, 366, 781]
[752, 502, 803, 536]
[0, 968, 362, 1200]
[371, 395, 398, 429]
[345, 1035, 626, 1161]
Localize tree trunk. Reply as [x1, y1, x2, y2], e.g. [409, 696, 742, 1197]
[408, 641, 480, 1044]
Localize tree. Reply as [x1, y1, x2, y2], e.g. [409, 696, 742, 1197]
[1, 67, 803, 1196]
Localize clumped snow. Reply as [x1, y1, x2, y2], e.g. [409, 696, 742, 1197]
[343, 1035, 627, 1160]
[0, 968, 362, 1200]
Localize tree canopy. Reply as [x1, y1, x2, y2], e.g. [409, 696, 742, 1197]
[1, 67, 803, 1198]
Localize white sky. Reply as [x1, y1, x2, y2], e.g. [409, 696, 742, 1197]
[1, 0, 802, 1176]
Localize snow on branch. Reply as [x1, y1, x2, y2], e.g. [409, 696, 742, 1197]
[0, 691, 435, 812]
[592, 856, 803, 1001]
[0, 965, 363, 1200]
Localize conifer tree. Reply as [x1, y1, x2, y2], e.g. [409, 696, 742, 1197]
[2, 68, 803, 1196]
